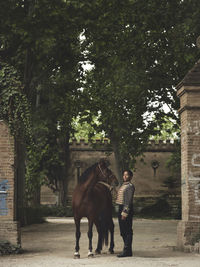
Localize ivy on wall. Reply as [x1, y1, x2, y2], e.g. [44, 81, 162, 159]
[0, 62, 32, 142]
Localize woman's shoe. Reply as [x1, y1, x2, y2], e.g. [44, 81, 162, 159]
[117, 251, 132, 257]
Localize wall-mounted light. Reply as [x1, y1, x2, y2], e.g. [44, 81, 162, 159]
[151, 160, 159, 177]
[75, 160, 81, 182]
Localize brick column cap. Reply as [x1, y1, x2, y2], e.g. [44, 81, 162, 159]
[176, 59, 200, 92]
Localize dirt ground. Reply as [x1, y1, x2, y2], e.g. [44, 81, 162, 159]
[1, 218, 200, 267]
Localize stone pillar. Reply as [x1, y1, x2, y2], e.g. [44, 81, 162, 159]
[0, 121, 20, 246]
[177, 60, 200, 251]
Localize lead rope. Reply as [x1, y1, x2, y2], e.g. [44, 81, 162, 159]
[98, 181, 113, 191]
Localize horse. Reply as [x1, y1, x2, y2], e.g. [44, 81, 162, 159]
[72, 158, 119, 258]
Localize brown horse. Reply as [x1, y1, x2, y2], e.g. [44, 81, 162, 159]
[72, 159, 118, 258]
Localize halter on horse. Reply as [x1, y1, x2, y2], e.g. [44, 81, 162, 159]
[72, 159, 118, 258]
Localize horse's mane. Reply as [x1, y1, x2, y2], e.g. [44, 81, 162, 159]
[78, 162, 98, 184]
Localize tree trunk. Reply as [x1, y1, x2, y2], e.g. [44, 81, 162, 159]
[31, 89, 41, 207]
[110, 135, 123, 184]
[59, 131, 71, 206]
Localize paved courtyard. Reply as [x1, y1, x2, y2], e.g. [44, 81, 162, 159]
[1, 218, 200, 267]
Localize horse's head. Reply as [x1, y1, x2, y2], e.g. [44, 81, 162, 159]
[97, 159, 119, 186]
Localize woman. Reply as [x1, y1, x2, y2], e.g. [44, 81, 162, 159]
[116, 170, 135, 257]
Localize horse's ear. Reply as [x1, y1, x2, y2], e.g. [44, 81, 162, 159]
[99, 158, 110, 167]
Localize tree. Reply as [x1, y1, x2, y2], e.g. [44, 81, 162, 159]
[78, 0, 200, 181]
[28, 69, 82, 206]
[0, 0, 83, 213]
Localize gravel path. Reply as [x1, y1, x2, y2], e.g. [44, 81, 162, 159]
[1, 218, 200, 267]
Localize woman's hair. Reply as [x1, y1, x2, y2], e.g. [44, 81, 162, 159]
[123, 169, 133, 178]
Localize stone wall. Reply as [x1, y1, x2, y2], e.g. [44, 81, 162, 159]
[0, 121, 20, 245]
[134, 140, 177, 198]
[41, 139, 180, 208]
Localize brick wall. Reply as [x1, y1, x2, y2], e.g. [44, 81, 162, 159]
[0, 121, 20, 245]
[177, 61, 200, 252]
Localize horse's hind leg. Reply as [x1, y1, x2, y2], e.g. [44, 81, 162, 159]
[109, 219, 114, 254]
[74, 218, 81, 259]
[87, 220, 94, 258]
[95, 222, 103, 254]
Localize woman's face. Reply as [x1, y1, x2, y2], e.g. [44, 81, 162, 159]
[123, 171, 131, 182]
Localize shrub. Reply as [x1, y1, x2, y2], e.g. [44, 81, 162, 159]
[139, 198, 171, 218]
[0, 241, 21, 255]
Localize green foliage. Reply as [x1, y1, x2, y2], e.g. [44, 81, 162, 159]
[134, 196, 181, 219]
[139, 198, 171, 218]
[0, 62, 32, 141]
[25, 146, 47, 202]
[166, 141, 181, 174]
[72, 115, 105, 141]
[162, 176, 180, 192]
[151, 116, 180, 141]
[139, 197, 181, 219]
[162, 140, 181, 196]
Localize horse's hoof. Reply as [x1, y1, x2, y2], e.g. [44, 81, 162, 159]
[74, 255, 80, 259]
[88, 252, 94, 258]
[95, 249, 101, 255]
[74, 252, 80, 259]
[109, 249, 114, 254]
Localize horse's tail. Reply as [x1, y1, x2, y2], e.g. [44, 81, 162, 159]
[99, 211, 109, 247]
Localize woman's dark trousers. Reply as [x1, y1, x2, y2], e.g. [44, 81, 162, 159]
[118, 204, 133, 256]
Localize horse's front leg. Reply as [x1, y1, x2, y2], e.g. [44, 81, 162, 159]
[88, 220, 94, 258]
[109, 219, 115, 254]
[74, 218, 81, 259]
